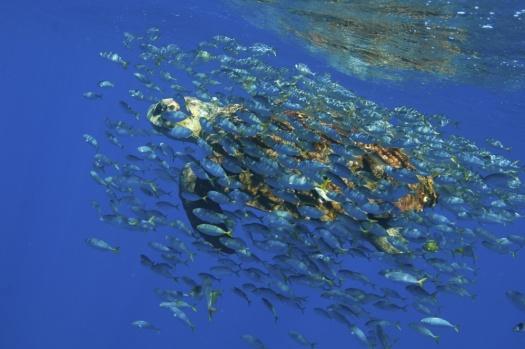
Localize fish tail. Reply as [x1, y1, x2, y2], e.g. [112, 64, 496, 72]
[417, 277, 428, 288]
[208, 307, 216, 320]
[434, 335, 440, 344]
[112, 246, 121, 254]
[454, 325, 460, 333]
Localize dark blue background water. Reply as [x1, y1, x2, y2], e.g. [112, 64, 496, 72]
[1, 1, 524, 348]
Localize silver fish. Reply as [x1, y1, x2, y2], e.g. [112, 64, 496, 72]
[420, 317, 459, 333]
[131, 320, 160, 333]
[85, 237, 119, 253]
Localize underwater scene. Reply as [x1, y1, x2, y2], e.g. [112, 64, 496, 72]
[2, 1, 525, 348]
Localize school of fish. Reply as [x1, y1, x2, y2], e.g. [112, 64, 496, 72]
[84, 28, 525, 348]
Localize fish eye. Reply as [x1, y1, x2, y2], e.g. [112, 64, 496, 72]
[423, 196, 429, 203]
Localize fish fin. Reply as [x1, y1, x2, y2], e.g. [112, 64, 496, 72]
[417, 277, 428, 288]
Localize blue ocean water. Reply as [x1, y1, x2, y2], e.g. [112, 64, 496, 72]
[1, 1, 524, 348]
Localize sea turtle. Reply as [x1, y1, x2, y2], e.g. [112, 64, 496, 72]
[147, 97, 438, 255]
